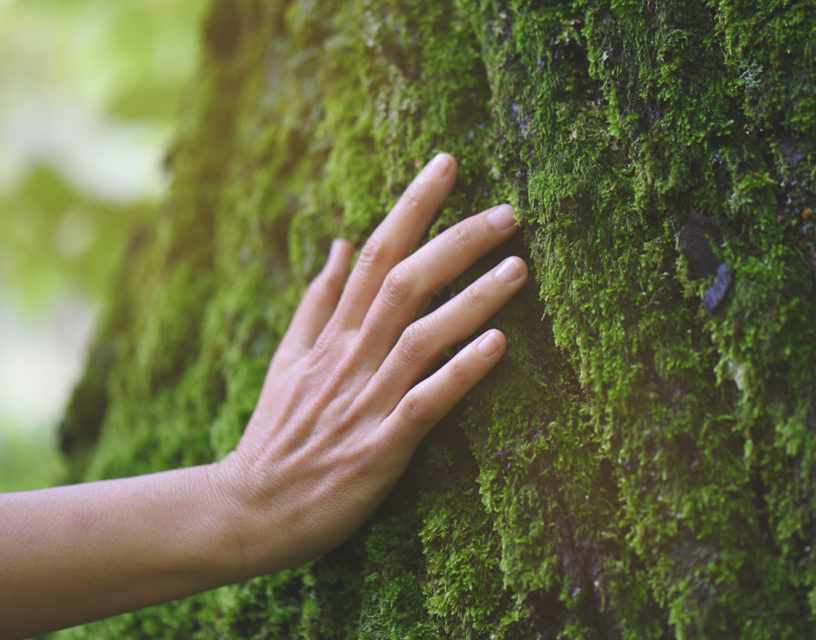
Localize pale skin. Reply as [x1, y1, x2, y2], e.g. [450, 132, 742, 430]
[0, 153, 527, 639]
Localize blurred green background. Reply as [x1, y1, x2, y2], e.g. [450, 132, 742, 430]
[0, 0, 208, 491]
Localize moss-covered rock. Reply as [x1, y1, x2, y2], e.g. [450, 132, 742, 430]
[56, 0, 815, 637]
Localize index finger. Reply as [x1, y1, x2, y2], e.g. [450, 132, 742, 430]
[334, 153, 457, 328]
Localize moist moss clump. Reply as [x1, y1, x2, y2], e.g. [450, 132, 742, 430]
[57, 0, 815, 637]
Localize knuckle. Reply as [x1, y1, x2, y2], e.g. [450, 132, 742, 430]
[401, 390, 431, 425]
[447, 220, 474, 252]
[462, 283, 486, 310]
[399, 322, 430, 363]
[448, 357, 471, 388]
[380, 266, 415, 309]
[357, 236, 389, 271]
[399, 183, 422, 211]
[308, 328, 352, 369]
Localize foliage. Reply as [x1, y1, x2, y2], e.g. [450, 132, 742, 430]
[0, 0, 208, 308]
[0, 0, 208, 492]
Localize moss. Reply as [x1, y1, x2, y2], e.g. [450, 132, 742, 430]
[56, 0, 815, 637]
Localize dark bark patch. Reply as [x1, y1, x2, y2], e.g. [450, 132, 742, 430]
[678, 210, 724, 279]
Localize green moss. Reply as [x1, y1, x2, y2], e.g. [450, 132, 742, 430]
[56, 0, 815, 637]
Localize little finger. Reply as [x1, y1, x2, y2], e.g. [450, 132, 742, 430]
[377, 329, 508, 449]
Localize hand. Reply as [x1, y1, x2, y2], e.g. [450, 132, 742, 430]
[0, 153, 526, 638]
[212, 153, 527, 575]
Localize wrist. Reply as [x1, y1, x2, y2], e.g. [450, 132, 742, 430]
[206, 448, 323, 579]
[204, 453, 295, 581]
[200, 460, 258, 582]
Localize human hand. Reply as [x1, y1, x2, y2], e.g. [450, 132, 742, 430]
[211, 153, 527, 576]
[0, 153, 525, 638]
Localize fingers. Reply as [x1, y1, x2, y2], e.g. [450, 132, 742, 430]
[335, 153, 457, 327]
[275, 239, 354, 361]
[361, 256, 527, 414]
[378, 329, 507, 448]
[356, 203, 518, 364]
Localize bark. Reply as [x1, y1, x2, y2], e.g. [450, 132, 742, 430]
[59, 0, 816, 637]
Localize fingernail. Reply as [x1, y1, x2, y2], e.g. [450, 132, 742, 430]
[427, 153, 452, 178]
[495, 257, 523, 283]
[476, 331, 502, 357]
[487, 204, 516, 230]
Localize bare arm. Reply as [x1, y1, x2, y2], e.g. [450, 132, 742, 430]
[0, 466, 238, 638]
[0, 153, 527, 638]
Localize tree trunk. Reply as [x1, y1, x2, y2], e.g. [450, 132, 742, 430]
[59, 0, 816, 637]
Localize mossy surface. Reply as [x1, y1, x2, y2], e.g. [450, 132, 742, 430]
[55, 0, 815, 637]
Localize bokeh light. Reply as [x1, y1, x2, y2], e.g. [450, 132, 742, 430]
[0, 0, 208, 490]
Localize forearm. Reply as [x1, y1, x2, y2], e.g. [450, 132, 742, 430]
[0, 465, 245, 639]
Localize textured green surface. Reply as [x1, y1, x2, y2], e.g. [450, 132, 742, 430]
[56, 0, 815, 637]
